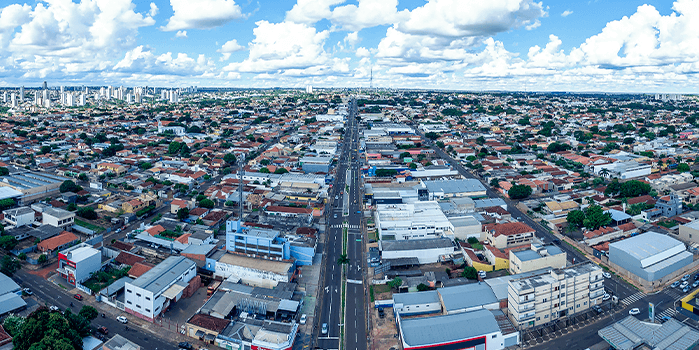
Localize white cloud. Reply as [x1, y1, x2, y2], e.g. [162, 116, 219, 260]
[286, 0, 345, 24]
[114, 45, 215, 76]
[175, 30, 187, 38]
[343, 32, 359, 48]
[225, 20, 345, 76]
[218, 39, 244, 61]
[149, 2, 159, 17]
[397, 0, 546, 38]
[561, 10, 573, 17]
[161, 0, 243, 31]
[329, 0, 408, 31]
[356, 47, 370, 57]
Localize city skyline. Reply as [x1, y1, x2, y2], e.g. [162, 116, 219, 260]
[0, 0, 697, 93]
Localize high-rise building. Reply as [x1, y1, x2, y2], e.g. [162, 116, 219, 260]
[60, 85, 64, 94]
[65, 93, 74, 107]
[42, 81, 47, 90]
[2, 91, 7, 103]
[161, 89, 168, 100]
[306, 85, 313, 93]
[19, 86, 24, 101]
[79, 93, 86, 106]
[169, 90, 179, 103]
[42, 89, 48, 102]
[10, 93, 17, 108]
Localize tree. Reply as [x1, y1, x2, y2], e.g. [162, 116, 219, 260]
[425, 132, 440, 140]
[177, 207, 190, 220]
[508, 184, 533, 199]
[408, 163, 418, 170]
[604, 179, 651, 198]
[259, 167, 270, 173]
[76, 207, 97, 220]
[59, 180, 82, 193]
[78, 305, 98, 321]
[3, 314, 25, 337]
[678, 163, 690, 173]
[40, 146, 52, 154]
[38, 255, 47, 264]
[1, 255, 21, 276]
[462, 266, 478, 280]
[18, 252, 26, 260]
[489, 178, 500, 188]
[223, 153, 236, 164]
[199, 199, 215, 209]
[467, 237, 479, 245]
[399, 152, 411, 159]
[566, 210, 585, 228]
[547, 142, 571, 153]
[0, 235, 18, 250]
[168, 141, 181, 155]
[139, 162, 152, 170]
[0, 167, 9, 176]
[77, 173, 88, 181]
[623, 137, 635, 145]
[582, 204, 612, 230]
[375, 169, 398, 177]
[0, 198, 15, 210]
[260, 159, 271, 166]
[337, 254, 349, 265]
[416, 283, 430, 291]
[274, 168, 289, 174]
[387, 277, 402, 289]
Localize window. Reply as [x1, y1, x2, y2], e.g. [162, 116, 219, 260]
[136, 305, 141, 309]
[545, 314, 548, 318]
[127, 300, 132, 304]
[561, 284, 565, 289]
[584, 301, 587, 305]
[561, 293, 565, 298]
[577, 304, 580, 308]
[127, 289, 132, 293]
[136, 293, 141, 297]
[146, 297, 151, 301]
[561, 301, 565, 306]
[492, 335, 497, 339]
[536, 317, 540, 321]
[554, 286, 559, 291]
[145, 308, 151, 312]
[542, 298, 547, 302]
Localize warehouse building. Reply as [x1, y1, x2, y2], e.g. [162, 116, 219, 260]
[0, 171, 67, 204]
[380, 237, 455, 265]
[0, 272, 25, 316]
[422, 179, 487, 199]
[608, 231, 693, 283]
[598, 316, 699, 350]
[375, 201, 454, 240]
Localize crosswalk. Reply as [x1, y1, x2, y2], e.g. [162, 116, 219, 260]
[620, 292, 645, 306]
[656, 308, 678, 319]
[664, 288, 686, 300]
[329, 224, 361, 229]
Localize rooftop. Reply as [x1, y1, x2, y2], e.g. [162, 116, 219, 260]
[128, 256, 196, 295]
[509, 262, 602, 293]
[218, 253, 293, 275]
[399, 309, 500, 348]
[598, 316, 699, 350]
[422, 179, 486, 194]
[439, 283, 498, 312]
[380, 237, 453, 252]
[609, 231, 684, 262]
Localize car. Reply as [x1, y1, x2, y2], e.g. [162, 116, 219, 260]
[672, 281, 681, 288]
[629, 308, 640, 315]
[683, 286, 690, 293]
[22, 288, 32, 295]
[178, 342, 193, 350]
[116, 316, 128, 324]
[592, 306, 603, 313]
[478, 270, 487, 279]
[356, 210, 361, 214]
[681, 281, 689, 289]
[49, 305, 60, 312]
[603, 272, 612, 279]
[73, 294, 83, 301]
[694, 281, 699, 288]
[695, 274, 699, 280]
[321, 323, 328, 334]
[683, 274, 691, 281]
[97, 326, 108, 335]
[378, 308, 385, 319]
[602, 294, 611, 301]
[334, 214, 337, 219]
[299, 314, 307, 325]
[335, 195, 339, 200]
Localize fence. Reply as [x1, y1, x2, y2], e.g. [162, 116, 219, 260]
[76, 283, 93, 295]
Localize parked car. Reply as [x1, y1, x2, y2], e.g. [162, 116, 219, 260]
[478, 271, 487, 279]
[321, 323, 328, 334]
[681, 281, 689, 289]
[299, 314, 307, 325]
[22, 288, 32, 295]
[671, 281, 681, 288]
[178, 342, 193, 350]
[49, 305, 60, 312]
[73, 294, 83, 301]
[682, 274, 691, 281]
[97, 326, 108, 335]
[629, 308, 640, 315]
[603, 272, 612, 279]
[602, 294, 611, 301]
[592, 306, 603, 313]
[378, 308, 385, 318]
[695, 274, 699, 281]
[683, 286, 690, 293]
[116, 316, 128, 324]
[334, 214, 337, 219]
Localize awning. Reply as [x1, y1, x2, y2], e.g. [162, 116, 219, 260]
[278, 299, 299, 313]
[204, 333, 216, 341]
[195, 330, 205, 338]
[162, 284, 186, 300]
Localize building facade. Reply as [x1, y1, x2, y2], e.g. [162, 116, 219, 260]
[57, 243, 101, 286]
[375, 201, 454, 240]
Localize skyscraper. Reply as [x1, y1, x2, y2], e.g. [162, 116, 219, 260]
[42, 81, 47, 90]
[19, 86, 24, 101]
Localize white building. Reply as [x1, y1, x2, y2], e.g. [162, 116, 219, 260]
[3, 207, 35, 228]
[380, 237, 455, 265]
[42, 207, 75, 230]
[157, 121, 185, 135]
[375, 201, 454, 240]
[213, 253, 294, 288]
[125, 256, 197, 322]
[57, 243, 101, 286]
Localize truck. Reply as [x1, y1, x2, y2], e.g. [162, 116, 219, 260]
[207, 280, 221, 296]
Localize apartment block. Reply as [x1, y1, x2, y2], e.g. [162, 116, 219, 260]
[507, 262, 604, 329]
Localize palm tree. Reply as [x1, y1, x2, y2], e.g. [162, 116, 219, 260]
[337, 254, 349, 265]
[598, 168, 611, 178]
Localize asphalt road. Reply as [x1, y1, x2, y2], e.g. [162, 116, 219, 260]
[315, 98, 366, 350]
[13, 269, 178, 350]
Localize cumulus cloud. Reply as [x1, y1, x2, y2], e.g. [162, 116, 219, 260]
[149, 2, 159, 17]
[329, 0, 408, 31]
[218, 39, 244, 61]
[356, 47, 370, 57]
[161, 0, 243, 31]
[114, 45, 215, 76]
[343, 32, 359, 49]
[561, 10, 573, 17]
[286, 0, 345, 24]
[175, 30, 187, 38]
[224, 20, 347, 76]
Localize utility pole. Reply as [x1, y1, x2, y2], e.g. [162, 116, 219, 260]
[238, 156, 245, 222]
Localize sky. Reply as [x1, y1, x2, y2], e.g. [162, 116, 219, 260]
[0, 0, 697, 93]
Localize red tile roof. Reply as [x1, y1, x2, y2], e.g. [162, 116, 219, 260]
[186, 314, 231, 333]
[483, 222, 535, 237]
[128, 262, 155, 278]
[115, 251, 146, 266]
[38, 232, 78, 251]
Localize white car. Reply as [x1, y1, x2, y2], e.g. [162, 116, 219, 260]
[602, 294, 611, 301]
[116, 316, 128, 324]
[682, 274, 691, 281]
[681, 281, 689, 289]
[629, 308, 640, 315]
[49, 305, 60, 312]
[693, 281, 699, 288]
[603, 272, 612, 279]
[478, 271, 487, 279]
[299, 314, 307, 325]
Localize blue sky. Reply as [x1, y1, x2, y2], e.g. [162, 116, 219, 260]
[0, 0, 698, 92]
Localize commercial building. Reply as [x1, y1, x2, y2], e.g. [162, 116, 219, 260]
[57, 243, 101, 286]
[213, 253, 294, 288]
[508, 262, 604, 329]
[101, 334, 141, 350]
[300, 156, 332, 173]
[2, 207, 35, 228]
[509, 244, 567, 275]
[124, 256, 197, 322]
[598, 316, 699, 350]
[380, 237, 455, 265]
[484, 222, 535, 249]
[397, 309, 519, 350]
[608, 231, 693, 283]
[375, 201, 454, 240]
[678, 219, 699, 245]
[0, 171, 67, 204]
[227, 226, 291, 261]
[42, 207, 75, 230]
[422, 179, 487, 199]
[0, 272, 26, 316]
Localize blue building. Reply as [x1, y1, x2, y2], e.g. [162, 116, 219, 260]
[225, 220, 316, 266]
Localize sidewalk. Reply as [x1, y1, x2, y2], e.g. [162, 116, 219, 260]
[294, 252, 323, 350]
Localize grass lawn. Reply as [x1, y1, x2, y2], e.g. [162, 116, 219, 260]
[658, 220, 678, 229]
[74, 219, 105, 233]
[83, 266, 130, 293]
[373, 284, 391, 294]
